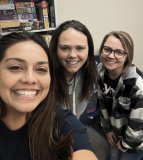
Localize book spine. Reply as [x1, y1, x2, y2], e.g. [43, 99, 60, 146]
[0, 9, 18, 21]
[35, 1, 49, 29]
[0, 19, 20, 28]
[1, 26, 22, 32]
[48, 1, 56, 27]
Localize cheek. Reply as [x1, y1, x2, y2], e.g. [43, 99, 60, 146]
[0, 76, 14, 90]
[0, 70, 20, 85]
[100, 54, 106, 62]
[79, 50, 88, 60]
[0, 78, 12, 101]
[57, 51, 67, 61]
[117, 55, 127, 67]
[42, 76, 51, 91]
[101, 52, 106, 58]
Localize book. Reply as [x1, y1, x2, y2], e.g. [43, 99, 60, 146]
[0, 19, 20, 28]
[0, 10, 18, 20]
[0, 1, 20, 28]
[0, 26, 22, 32]
[48, 0, 56, 27]
[0, 0, 14, 4]
[0, 3, 15, 10]
[15, 1, 38, 30]
[35, 0, 49, 29]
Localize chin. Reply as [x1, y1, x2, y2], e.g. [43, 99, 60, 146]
[68, 69, 78, 74]
[15, 104, 38, 113]
[106, 66, 116, 71]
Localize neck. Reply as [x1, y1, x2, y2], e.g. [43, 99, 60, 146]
[2, 112, 27, 131]
[106, 64, 125, 80]
[107, 69, 123, 80]
[65, 71, 75, 82]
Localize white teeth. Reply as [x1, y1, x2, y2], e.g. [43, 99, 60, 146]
[67, 61, 78, 65]
[108, 62, 115, 63]
[15, 90, 37, 96]
[107, 60, 116, 63]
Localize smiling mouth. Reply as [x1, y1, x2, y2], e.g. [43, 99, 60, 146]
[106, 59, 117, 64]
[66, 60, 79, 65]
[14, 90, 38, 97]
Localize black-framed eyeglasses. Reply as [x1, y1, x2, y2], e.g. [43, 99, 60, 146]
[102, 46, 127, 59]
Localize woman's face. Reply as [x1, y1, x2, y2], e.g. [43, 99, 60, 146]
[101, 35, 127, 75]
[57, 28, 89, 80]
[0, 41, 51, 116]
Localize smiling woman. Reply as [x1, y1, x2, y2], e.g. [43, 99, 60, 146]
[0, 32, 98, 160]
[97, 31, 143, 160]
[0, 41, 50, 116]
[49, 20, 109, 160]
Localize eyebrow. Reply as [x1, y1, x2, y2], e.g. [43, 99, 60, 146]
[58, 44, 86, 47]
[5, 58, 49, 65]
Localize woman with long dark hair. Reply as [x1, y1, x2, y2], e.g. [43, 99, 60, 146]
[0, 32, 98, 160]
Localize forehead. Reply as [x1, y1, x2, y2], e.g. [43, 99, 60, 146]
[4, 41, 49, 62]
[58, 28, 88, 45]
[104, 35, 123, 49]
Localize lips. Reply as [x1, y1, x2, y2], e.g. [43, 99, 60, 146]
[104, 59, 117, 66]
[66, 60, 79, 65]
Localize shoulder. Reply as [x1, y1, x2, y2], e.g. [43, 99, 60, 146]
[56, 107, 92, 151]
[122, 65, 143, 84]
[97, 62, 105, 78]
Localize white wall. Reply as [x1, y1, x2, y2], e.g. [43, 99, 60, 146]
[56, 0, 143, 70]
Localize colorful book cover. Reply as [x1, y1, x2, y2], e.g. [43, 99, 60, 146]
[0, 3, 15, 10]
[0, 9, 18, 20]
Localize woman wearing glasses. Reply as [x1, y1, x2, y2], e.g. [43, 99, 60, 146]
[97, 31, 143, 160]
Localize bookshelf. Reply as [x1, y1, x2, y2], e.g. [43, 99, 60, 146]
[0, 0, 57, 36]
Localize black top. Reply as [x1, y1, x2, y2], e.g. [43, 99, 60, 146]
[0, 108, 91, 160]
[99, 73, 120, 116]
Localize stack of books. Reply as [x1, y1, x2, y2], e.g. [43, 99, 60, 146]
[0, 0, 20, 32]
[0, 0, 56, 34]
[15, 1, 38, 31]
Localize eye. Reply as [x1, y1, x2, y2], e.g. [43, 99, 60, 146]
[103, 46, 112, 53]
[76, 46, 85, 52]
[59, 46, 71, 52]
[36, 67, 48, 74]
[8, 65, 23, 72]
[115, 49, 125, 55]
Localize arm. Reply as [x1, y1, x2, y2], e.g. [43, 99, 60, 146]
[118, 106, 143, 150]
[72, 150, 98, 160]
[57, 108, 98, 159]
[117, 77, 143, 151]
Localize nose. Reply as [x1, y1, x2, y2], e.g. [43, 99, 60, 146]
[108, 51, 115, 58]
[68, 49, 77, 57]
[21, 70, 37, 84]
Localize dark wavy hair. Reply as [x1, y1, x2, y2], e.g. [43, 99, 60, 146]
[0, 32, 72, 160]
[50, 20, 98, 106]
